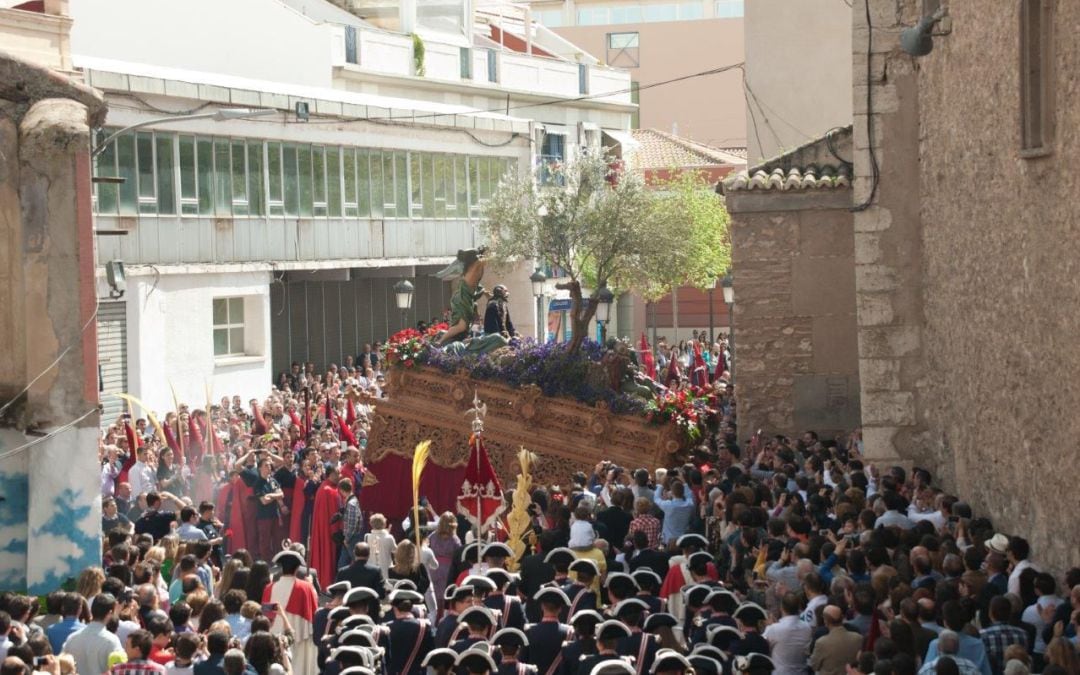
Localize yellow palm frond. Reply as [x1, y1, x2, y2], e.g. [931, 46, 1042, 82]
[412, 440, 432, 549]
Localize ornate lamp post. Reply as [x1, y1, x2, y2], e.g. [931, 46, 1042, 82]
[530, 268, 546, 342]
[595, 285, 614, 343]
[393, 279, 414, 329]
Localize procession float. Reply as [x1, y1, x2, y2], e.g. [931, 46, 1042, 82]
[360, 249, 722, 529]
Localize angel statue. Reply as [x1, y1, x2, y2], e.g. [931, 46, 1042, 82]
[434, 248, 509, 356]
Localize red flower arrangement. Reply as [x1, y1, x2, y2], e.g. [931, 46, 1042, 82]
[645, 388, 714, 441]
[382, 323, 450, 368]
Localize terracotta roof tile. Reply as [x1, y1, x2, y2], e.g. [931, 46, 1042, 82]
[630, 128, 747, 170]
[721, 165, 851, 192]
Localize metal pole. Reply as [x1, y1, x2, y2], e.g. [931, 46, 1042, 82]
[475, 433, 482, 546]
[536, 296, 543, 342]
[599, 321, 607, 344]
[708, 287, 715, 346]
[728, 302, 735, 383]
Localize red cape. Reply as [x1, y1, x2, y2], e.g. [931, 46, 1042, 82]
[223, 475, 255, 554]
[262, 575, 318, 624]
[288, 476, 308, 544]
[659, 560, 720, 598]
[117, 421, 140, 486]
[310, 481, 342, 585]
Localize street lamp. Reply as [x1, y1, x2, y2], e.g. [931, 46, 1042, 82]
[530, 268, 546, 342]
[595, 285, 614, 343]
[708, 275, 721, 346]
[393, 279, 415, 329]
[721, 273, 734, 380]
[92, 108, 277, 158]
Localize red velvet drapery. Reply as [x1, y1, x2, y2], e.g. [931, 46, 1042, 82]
[358, 454, 467, 538]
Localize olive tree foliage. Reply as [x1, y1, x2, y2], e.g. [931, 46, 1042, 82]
[480, 152, 730, 351]
[618, 169, 731, 303]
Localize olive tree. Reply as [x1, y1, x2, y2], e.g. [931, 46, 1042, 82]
[481, 152, 729, 352]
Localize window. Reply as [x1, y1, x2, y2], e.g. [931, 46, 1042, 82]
[1020, 0, 1053, 156]
[539, 133, 566, 185]
[460, 46, 472, 79]
[213, 297, 246, 357]
[535, 9, 564, 26]
[576, 1, 707, 25]
[577, 6, 609, 25]
[345, 26, 358, 64]
[630, 81, 641, 129]
[714, 0, 743, 18]
[607, 31, 640, 67]
[578, 63, 589, 95]
[88, 130, 517, 222]
[679, 2, 703, 19]
[642, 3, 676, 21]
[486, 49, 498, 83]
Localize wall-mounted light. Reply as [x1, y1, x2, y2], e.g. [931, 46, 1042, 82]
[901, 6, 949, 57]
[106, 260, 126, 299]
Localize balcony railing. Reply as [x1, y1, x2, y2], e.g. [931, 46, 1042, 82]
[333, 24, 633, 104]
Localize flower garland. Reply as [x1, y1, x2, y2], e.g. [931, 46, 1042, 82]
[381, 323, 449, 368]
[644, 388, 716, 441]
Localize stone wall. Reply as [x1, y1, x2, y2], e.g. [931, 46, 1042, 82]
[855, 0, 1080, 571]
[915, 0, 1080, 572]
[727, 184, 861, 439]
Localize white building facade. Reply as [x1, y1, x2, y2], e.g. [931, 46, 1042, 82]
[72, 0, 634, 416]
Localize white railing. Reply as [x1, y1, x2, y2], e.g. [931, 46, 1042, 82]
[335, 24, 633, 103]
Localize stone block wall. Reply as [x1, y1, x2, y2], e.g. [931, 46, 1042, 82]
[851, 0, 933, 470]
[728, 190, 861, 440]
[854, 0, 1080, 571]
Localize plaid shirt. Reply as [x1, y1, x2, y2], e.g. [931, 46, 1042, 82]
[112, 659, 167, 675]
[343, 495, 363, 541]
[628, 514, 663, 549]
[980, 623, 1029, 675]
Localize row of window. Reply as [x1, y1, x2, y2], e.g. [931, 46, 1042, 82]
[536, 0, 743, 26]
[92, 130, 517, 220]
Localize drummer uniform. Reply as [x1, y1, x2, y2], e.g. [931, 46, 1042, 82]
[524, 618, 573, 675]
[385, 615, 432, 675]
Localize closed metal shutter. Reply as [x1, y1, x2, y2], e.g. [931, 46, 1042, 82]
[287, 280, 309, 366]
[323, 282, 344, 367]
[270, 280, 291, 379]
[340, 279, 359, 362]
[97, 301, 128, 426]
[307, 282, 326, 370]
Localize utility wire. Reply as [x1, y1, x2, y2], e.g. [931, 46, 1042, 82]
[0, 301, 101, 419]
[282, 61, 745, 125]
[0, 408, 99, 462]
[852, 0, 880, 212]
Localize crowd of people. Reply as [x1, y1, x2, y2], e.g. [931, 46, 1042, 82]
[1, 335, 1078, 675]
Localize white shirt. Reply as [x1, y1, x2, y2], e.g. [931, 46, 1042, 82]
[908, 507, 947, 531]
[1008, 559, 1038, 596]
[61, 621, 123, 675]
[801, 594, 828, 626]
[177, 522, 208, 541]
[763, 615, 812, 675]
[129, 460, 156, 497]
[1022, 597, 1062, 653]
[166, 662, 194, 675]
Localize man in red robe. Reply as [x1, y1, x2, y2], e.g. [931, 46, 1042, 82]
[309, 466, 343, 587]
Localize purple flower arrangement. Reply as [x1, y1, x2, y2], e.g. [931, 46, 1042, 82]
[421, 338, 649, 416]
